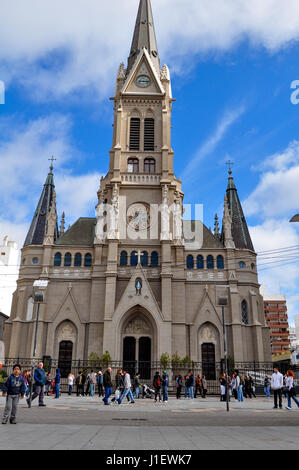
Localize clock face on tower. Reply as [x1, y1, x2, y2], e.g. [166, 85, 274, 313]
[136, 75, 151, 88]
[127, 203, 151, 232]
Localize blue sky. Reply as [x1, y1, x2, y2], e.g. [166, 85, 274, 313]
[0, 0, 298, 323]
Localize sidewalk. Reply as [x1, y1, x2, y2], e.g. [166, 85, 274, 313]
[0, 396, 298, 450]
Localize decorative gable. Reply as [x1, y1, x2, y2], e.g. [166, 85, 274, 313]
[122, 48, 165, 96]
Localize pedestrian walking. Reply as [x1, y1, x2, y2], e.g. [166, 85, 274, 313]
[68, 373, 74, 396]
[111, 369, 124, 403]
[85, 372, 91, 396]
[153, 371, 162, 402]
[202, 375, 208, 398]
[2, 364, 26, 425]
[89, 370, 97, 397]
[271, 368, 284, 410]
[249, 376, 256, 398]
[285, 370, 299, 410]
[194, 374, 202, 399]
[103, 367, 113, 405]
[54, 368, 61, 399]
[161, 370, 169, 403]
[45, 372, 52, 396]
[27, 362, 46, 407]
[75, 371, 85, 397]
[133, 373, 141, 399]
[184, 373, 191, 399]
[264, 376, 271, 399]
[118, 370, 135, 405]
[231, 373, 237, 400]
[219, 374, 227, 402]
[188, 370, 194, 399]
[175, 375, 183, 400]
[97, 370, 104, 397]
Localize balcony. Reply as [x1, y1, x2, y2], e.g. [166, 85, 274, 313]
[121, 173, 161, 185]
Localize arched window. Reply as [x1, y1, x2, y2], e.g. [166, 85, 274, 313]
[131, 251, 138, 267]
[128, 158, 139, 173]
[217, 255, 224, 270]
[241, 300, 249, 325]
[120, 251, 128, 266]
[144, 158, 156, 174]
[84, 253, 92, 267]
[74, 253, 82, 267]
[239, 261, 246, 269]
[144, 118, 155, 151]
[207, 255, 214, 270]
[129, 118, 140, 151]
[197, 255, 204, 269]
[64, 253, 72, 267]
[187, 255, 194, 270]
[151, 252, 159, 267]
[54, 252, 62, 267]
[141, 251, 148, 267]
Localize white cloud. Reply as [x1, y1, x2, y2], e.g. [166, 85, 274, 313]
[249, 219, 299, 323]
[1, 0, 299, 100]
[244, 141, 299, 219]
[0, 115, 101, 247]
[55, 173, 102, 225]
[182, 106, 245, 181]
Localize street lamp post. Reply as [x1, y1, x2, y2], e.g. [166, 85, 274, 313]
[28, 280, 48, 408]
[218, 296, 229, 412]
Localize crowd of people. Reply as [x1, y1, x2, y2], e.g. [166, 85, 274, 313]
[2, 362, 299, 424]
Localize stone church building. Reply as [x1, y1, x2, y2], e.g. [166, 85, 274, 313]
[4, 0, 271, 373]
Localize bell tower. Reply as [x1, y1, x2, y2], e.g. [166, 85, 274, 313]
[97, 0, 183, 239]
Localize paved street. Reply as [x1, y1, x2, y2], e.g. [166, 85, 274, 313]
[0, 395, 298, 450]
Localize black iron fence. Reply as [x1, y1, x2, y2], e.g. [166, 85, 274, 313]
[1, 358, 298, 395]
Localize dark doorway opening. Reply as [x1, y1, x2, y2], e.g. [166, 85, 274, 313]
[58, 341, 73, 378]
[139, 337, 151, 379]
[123, 337, 137, 378]
[202, 343, 216, 380]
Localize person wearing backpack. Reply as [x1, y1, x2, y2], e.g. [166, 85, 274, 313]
[162, 370, 169, 403]
[153, 371, 162, 402]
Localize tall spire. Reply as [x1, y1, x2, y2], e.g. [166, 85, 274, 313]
[24, 165, 58, 247]
[127, 0, 160, 76]
[225, 169, 254, 251]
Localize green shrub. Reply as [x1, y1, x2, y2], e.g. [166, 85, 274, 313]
[160, 353, 170, 368]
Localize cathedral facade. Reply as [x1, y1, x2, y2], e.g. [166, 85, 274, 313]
[4, 0, 271, 369]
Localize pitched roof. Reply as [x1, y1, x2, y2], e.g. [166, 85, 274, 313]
[55, 218, 96, 246]
[183, 221, 224, 249]
[226, 171, 255, 251]
[24, 167, 58, 247]
[127, 0, 160, 76]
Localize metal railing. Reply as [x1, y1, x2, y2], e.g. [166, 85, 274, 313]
[2, 359, 298, 395]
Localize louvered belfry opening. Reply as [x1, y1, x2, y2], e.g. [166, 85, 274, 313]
[144, 118, 155, 151]
[129, 118, 141, 151]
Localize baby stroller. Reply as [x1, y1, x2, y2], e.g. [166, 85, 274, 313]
[142, 384, 155, 399]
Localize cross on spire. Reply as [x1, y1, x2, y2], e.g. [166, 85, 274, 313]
[225, 160, 234, 175]
[48, 156, 57, 172]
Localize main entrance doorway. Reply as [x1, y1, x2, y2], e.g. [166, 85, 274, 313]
[123, 336, 151, 379]
[202, 343, 216, 380]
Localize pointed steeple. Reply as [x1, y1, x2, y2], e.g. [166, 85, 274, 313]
[226, 168, 255, 251]
[24, 165, 58, 247]
[127, 0, 160, 76]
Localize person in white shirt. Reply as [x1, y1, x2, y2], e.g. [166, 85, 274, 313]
[271, 368, 284, 409]
[285, 370, 299, 410]
[68, 373, 74, 396]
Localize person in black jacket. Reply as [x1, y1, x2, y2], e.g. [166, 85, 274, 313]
[2, 364, 26, 424]
[103, 368, 113, 405]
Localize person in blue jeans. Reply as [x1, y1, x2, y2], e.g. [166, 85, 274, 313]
[118, 371, 135, 405]
[264, 376, 271, 399]
[27, 362, 46, 407]
[188, 371, 194, 399]
[238, 376, 244, 402]
[103, 368, 113, 405]
[54, 368, 61, 399]
[162, 371, 169, 403]
[285, 370, 299, 410]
